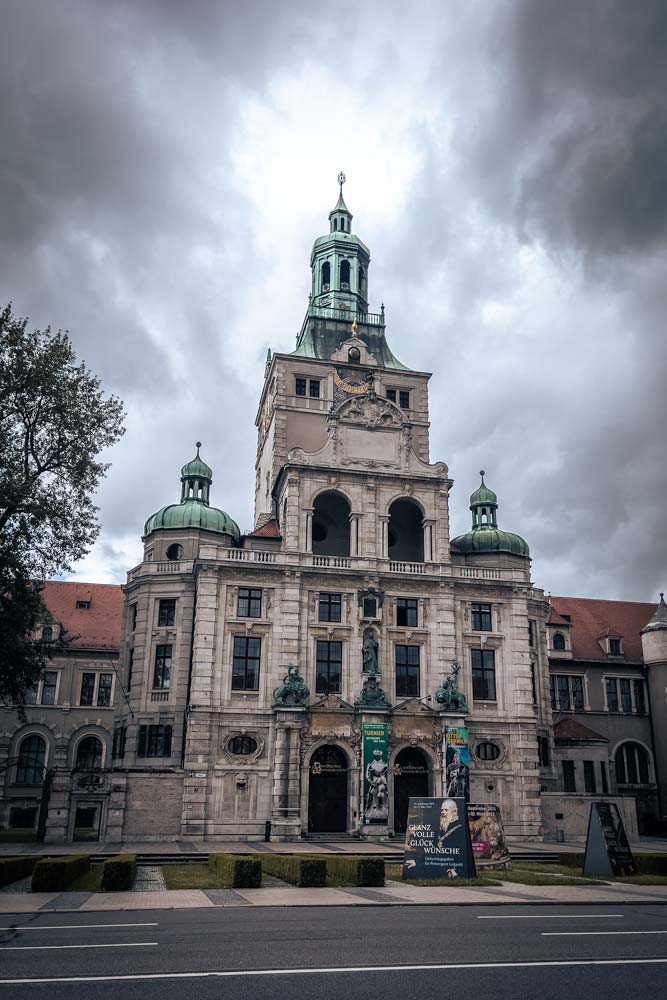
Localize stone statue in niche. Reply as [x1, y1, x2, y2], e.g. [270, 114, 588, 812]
[273, 664, 310, 707]
[362, 629, 379, 675]
[435, 660, 468, 712]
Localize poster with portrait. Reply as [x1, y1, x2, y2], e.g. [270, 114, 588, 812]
[445, 726, 470, 802]
[467, 803, 511, 867]
[402, 797, 476, 880]
[362, 723, 389, 824]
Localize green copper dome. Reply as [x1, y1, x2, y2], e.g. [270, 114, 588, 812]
[143, 443, 240, 542]
[450, 471, 529, 559]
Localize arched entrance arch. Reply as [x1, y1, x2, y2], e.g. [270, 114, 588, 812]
[392, 745, 432, 834]
[312, 491, 351, 557]
[388, 498, 424, 562]
[308, 744, 349, 833]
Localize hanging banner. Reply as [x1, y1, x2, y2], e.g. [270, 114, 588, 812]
[403, 797, 476, 880]
[445, 726, 470, 802]
[362, 723, 389, 824]
[584, 802, 637, 876]
[467, 803, 511, 867]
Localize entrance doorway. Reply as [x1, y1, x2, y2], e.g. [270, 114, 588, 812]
[308, 745, 348, 833]
[73, 801, 102, 841]
[393, 747, 430, 834]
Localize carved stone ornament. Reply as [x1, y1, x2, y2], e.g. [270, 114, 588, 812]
[435, 659, 469, 712]
[333, 389, 403, 430]
[273, 663, 310, 707]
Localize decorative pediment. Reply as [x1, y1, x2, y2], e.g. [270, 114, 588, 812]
[332, 391, 403, 430]
[310, 693, 355, 713]
[393, 697, 436, 715]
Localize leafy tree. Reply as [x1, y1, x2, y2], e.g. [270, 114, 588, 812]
[0, 304, 125, 705]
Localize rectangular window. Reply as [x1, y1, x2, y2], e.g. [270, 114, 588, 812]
[137, 724, 172, 758]
[385, 388, 397, 402]
[550, 674, 584, 711]
[363, 597, 377, 618]
[609, 638, 621, 656]
[24, 686, 37, 705]
[528, 619, 536, 647]
[399, 390, 410, 409]
[606, 678, 619, 712]
[232, 636, 261, 691]
[127, 649, 134, 692]
[158, 599, 176, 627]
[112, 726, 127, 760]
[295, 377, 307, 396]
[620, 678, 632, 713]
[600, 761, 609, 794]
[530, 663, 537, 705]
[130, 604, 137, 631]
[97, 672, 113, 707]
[633, 680, 646, 714]
[39, 672, 57, 705]
[315, 640, 342, 695]
[318, 593, 342, 623]
[395, 644, 420, 698]
[76, 600, 90, 609]
[571, 677, 584, 711]
[153, 645, 172, 690]
[308, 379, 320, 398]
[237, 588, 262, 618]
[471, 602, 492, 631]
[80, 673, 96, 706]
[583, 760, 597, 794]
[562, 759, 576, 793]
[396, 598, 418, 628]
[471, 648, 496, 701]
[538, 735, 550, 767]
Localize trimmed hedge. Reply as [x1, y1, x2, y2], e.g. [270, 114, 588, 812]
[31, 855, 90, 892]
[260, 854, 327, 887]
[315, 855, 385, 887]
[208, 853, 262, 888]
[559, 852, 667, 876]
[0, 856, 38, 887]
[101, 854, 137, 891]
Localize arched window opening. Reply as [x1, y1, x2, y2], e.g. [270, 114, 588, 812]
[166, 543, 183, 561]
[615, 742, 650, 785]
[312, 491, 351, 557]
[388, 498, 424, 562]
[16, 735, 46, 785]
[359, 266, 366, 298]
[75, 735, 103, 771]
[321, 261, 330, 292]
[553, 632, 566, 651]
[340, 260, 351, 290]
[481, 507, 488, 524]
[333, 218, 338, 231]
[41, 626, 53, 643]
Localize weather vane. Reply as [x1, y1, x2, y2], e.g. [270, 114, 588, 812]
[338, 170, 346, 194]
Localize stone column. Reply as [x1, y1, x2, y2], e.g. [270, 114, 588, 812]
[349, 513, 360, 556]
[379, 516, 389, 559]
[304, 508, 313, 554]
[423, 519, 435, 561]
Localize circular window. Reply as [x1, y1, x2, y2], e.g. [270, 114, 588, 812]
[166, 543, 183, 561]
[229, 736, 258, 756]
[476, 741, 501, 761]
[348, 347, 361, 363]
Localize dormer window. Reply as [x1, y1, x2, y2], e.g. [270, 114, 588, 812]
[76, 600, 90, 610]
[609, 638, 622, 656]
[552, 632, 566, 651]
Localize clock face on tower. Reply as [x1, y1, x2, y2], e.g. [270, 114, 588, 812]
[333, 367, 374, 395]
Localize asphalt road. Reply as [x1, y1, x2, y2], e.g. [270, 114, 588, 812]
[1, 904, 666, 1000]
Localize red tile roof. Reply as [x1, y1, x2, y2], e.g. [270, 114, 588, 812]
[551, 596, 657, 662]
[546, 607, 570, 626]
[554, 718, 608, 742]
[41, 581, 124, 651]
[246, 518, 281, 539]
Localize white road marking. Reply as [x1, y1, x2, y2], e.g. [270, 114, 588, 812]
[3, 957, 667, 984]
[478, 913, 624, 919]
[0, 942, 158, 951]
[543, 930, 667, 937]
[0, 922, 158, 931]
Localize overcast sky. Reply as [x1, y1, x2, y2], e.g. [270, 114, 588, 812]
[2, 0, 665, 602]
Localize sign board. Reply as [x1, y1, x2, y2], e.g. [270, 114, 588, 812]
[467, 803, 510, 867]
[445, 726, 470, 802]
[583, 801, 637, 876]
[362, 723, 388, 824]
[402, 797, 476, 880]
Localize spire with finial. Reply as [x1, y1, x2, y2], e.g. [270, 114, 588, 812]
[643, 592, 667, 632]
[180, 441, 212, 504]
[329, 170, 353, 233]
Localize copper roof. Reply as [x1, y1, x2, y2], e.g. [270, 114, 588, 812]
[551, 596, 657, 662]
[41, 581, 124, 651]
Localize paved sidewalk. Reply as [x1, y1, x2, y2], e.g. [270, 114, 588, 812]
[1, 880, 666, 913]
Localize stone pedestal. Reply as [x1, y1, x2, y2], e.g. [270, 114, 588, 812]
[270, 707, 306, 840]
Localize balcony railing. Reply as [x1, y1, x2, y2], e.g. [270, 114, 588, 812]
[307, 305, 385, 326]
